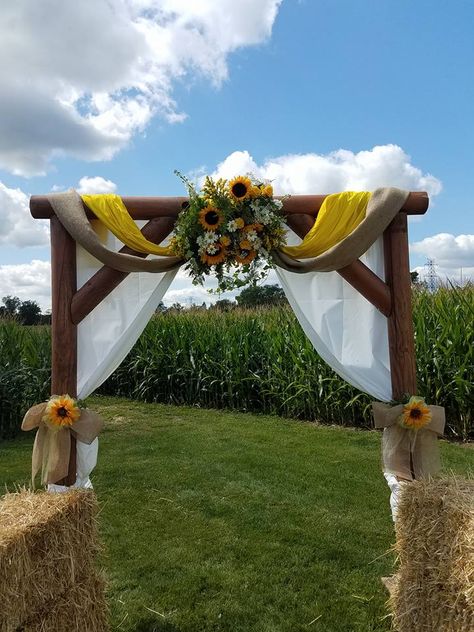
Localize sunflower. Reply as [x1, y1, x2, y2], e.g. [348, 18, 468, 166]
[235, 249, 256, 265]
[43, 395, 80, 430]
[261, 184, 273, 197]
[399, 396, 432, 430]
[243, 223, 263, 233]
[199, 206, 224, 231]
[235, 217, 245, 229]
[229, 176, 252, 201]
[220, 235, 231, 246]
[239, 239, 252, 251]
[201, 245, 227, 266]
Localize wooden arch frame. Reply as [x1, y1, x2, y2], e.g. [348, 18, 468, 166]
[30, 191, 429, 484]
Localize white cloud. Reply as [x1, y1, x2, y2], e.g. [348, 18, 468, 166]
[0, 0, 282, 175]
[0, 260, 51, 311]
[0, 176, 118, 247]
[411, 233, 474, 283]
[76, 176, 117, 194]
[0, 182, 49, 247]
[210, 145, 442, 197]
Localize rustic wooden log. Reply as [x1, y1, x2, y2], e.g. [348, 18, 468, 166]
[30, 191, 429, 220]
[383, 213, 417, 399]
[71, 217, 175, 324]
[50, 217, 77, 486]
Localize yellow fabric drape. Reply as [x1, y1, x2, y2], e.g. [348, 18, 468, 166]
[81, 194, 174, 256]
[82, 190, 371, 260]
[281, 190, 371, 259]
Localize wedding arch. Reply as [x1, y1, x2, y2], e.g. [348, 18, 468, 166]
[28, 188, 429, 486]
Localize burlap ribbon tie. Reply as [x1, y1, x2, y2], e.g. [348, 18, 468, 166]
[372, 402, 445, 480]
[21, 403, 103, 485]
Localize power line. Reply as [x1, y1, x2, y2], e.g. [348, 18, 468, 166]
[425, 258, 439, 292]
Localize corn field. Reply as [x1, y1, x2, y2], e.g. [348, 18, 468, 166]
[1, 285, 473, 440]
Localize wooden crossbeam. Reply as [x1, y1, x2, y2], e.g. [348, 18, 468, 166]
[71, 217, 175, 324]
[30, 191, 429, 219]
[286, 214, 392, 317]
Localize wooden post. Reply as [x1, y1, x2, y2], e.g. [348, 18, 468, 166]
[50, 217, 77, 486]
[383, 212, 417, 400]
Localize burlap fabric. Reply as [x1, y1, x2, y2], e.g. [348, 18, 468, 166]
[273, 187, 409, 272]
[372, 401, 445, 480]
[47, 190, 183, 273]
[22, 403, 103, 485]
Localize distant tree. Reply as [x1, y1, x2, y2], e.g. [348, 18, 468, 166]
[169, 302, 184, 312]
[410, 270, 427, 288]
[236, 284, 288, 308]
[155, 301, 167, 313]
[2, 295, 21, 317]
[211, 299, 235, 311]
[18, 300, 42, 325]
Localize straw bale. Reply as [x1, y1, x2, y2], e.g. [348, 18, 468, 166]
[0, 489, 102, 632]
[16, 573, 108, 632]
[389, 477, 474, 632]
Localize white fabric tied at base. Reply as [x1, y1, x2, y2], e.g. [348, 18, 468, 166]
[47, 438, 98, 491]
[276, 236, 391, 402]
[52, 221, 177, 491]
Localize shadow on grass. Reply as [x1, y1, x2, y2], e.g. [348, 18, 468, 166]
[134, 616, 182, 632]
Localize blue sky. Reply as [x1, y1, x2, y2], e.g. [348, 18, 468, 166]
[0, 0, 473, 308]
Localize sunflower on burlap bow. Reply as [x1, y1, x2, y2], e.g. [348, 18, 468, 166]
[372, 396, 445, 481]
[21, 395, 103, 485]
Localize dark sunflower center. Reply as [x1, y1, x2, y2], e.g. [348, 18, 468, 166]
[231, 182, 248, 198]
[205, 210, 219, 225]
[57, 407, 68, 417]
[409, 408, 422, 419]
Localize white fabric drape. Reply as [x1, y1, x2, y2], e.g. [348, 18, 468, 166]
[76, 222, 177, 399]
[66, 221, 177, 489]
[276, 236, 392, 402]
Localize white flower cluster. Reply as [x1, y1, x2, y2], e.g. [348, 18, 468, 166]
[197, 231, 219, 254]
[250, 199, 281, 225]
[226, 219, 239, 232]
[245, 229, 262, 251]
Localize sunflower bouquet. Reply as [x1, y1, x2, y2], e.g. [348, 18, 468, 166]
[170, 172, 287, 291]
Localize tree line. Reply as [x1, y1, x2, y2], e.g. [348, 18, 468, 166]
[0, 296, 50, 325]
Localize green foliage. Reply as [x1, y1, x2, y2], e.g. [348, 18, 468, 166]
[2, 397, 472, 631]
[1, 285, 472, 439]
[100, 285, 473, 438]
[0, 319, 51, 438]
[412, 284, 473, 438]
[0, 295, 43, 325]
[236, 283, 288, 307]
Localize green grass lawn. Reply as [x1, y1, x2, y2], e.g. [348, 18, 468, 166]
[1, 397, 472, 632]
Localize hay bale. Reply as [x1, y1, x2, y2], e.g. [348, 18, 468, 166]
[16, 574, 108, 632]
[389, 478, 474, 631]
[0, 489, 107, 632]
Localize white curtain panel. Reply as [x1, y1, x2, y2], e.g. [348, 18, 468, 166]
[276, 236, 392, 402]
[76, 221, 177, 399]
[67, 222, 177, 489]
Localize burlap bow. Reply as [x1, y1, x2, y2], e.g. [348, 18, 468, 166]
[21, 402, 103, 485]
[372, 401, 445, 480]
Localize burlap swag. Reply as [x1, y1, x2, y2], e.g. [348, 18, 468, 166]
[22, 403, 103, 485]
[372, 402, 445, 480]
[47, 187, 410, 274]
